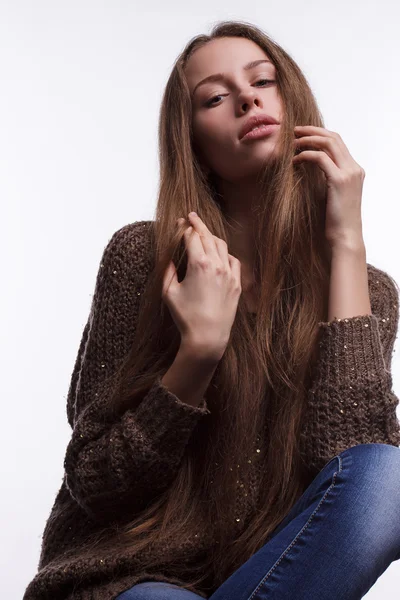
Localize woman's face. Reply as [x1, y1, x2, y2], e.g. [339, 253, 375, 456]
[185, 36, 284, 184]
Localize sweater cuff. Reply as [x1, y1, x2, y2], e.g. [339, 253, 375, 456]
[133, 376, 211, 438]
[314, 314, 388, 390]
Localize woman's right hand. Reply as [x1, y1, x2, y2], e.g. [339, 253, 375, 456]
[162, 213, 242, 362]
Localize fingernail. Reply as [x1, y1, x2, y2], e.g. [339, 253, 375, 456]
[189, 211, 197, 217]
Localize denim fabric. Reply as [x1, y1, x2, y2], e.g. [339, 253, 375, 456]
[115, 443, 400, 600]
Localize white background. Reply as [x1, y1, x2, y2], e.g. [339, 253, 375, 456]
[1, 1, 399, 598]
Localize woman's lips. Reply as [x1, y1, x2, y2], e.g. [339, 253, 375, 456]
[241, 123, 279, 141]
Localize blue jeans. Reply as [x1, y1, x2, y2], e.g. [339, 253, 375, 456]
[116, 443, 400, 600]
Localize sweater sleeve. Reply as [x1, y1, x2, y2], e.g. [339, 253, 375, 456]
[63, 221, 211, 523]
[299, 264, 400, 474]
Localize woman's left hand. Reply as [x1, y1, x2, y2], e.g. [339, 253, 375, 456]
[293, 125, 366, 250]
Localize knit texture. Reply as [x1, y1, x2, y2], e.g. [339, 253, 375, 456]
[23, 220, 400, 600]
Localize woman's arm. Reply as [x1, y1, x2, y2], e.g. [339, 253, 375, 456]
[300, 260, 400, 474]
[327, 240, 371, 321]
[63, 222, 212, 523]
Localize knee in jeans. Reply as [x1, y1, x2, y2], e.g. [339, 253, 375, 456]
[116, 582, 192, 600]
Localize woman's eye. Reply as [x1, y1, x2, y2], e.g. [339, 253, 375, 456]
[205, 79, 275, 107]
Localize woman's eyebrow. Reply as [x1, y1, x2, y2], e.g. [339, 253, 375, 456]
[192, 59, 273, 96]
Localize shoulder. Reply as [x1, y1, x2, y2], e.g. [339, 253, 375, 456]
[367, 263, 399, 358]
[103, 220, 155, 262]
[367, 263, 399, 311]
[90, 221, 156, 303]
[99, 220, 155, 276]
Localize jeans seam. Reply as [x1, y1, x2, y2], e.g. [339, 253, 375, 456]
[247, 455, 343, 600]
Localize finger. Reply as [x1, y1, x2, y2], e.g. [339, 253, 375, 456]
[293, 150, 340, 179]
[294, 125, 333, 136]
[213, 236, 231, 270]
[162, 260, 177, 297]
[183, 226, 209, 264]
[228, 254, 242, 290]
[177, 217, 211, 265]
[294, 126, 346, 152]
[294, 135, 348, 168]
[187, 212, 220, 260]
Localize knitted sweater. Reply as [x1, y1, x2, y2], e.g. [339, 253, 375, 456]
[23, 220, 400, 600]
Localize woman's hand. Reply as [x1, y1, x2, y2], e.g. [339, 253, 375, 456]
[293, 125, 366, 251]
[162, 213, 242, 361]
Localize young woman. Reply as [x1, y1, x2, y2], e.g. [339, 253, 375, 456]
[24, 20, 400, 600]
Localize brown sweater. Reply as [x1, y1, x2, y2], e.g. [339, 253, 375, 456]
[23, 221, 400, 600]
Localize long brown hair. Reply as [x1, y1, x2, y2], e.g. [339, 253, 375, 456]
[69, 20, 331, 595]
